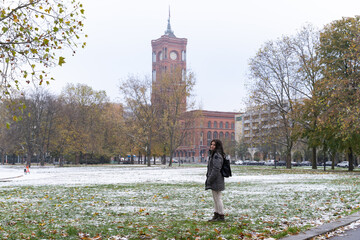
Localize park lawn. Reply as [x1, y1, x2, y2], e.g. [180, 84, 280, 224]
[0, 166, 360, 239]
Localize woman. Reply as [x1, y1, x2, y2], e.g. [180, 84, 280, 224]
[205, 139, 225, 221]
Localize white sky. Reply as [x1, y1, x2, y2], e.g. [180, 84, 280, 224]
[46, 0, 360, 112]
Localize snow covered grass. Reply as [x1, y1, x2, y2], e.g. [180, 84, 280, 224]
[1, 165, 360, 239]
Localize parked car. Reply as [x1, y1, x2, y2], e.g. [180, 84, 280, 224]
[291, 161, 299, 167]
[337, 161, 349, 168]
[299, 161, 311, 166]
[325, 161, 332, 166]
[264, 160, 275, 166]
[234, 160, 243, 165]
[248, 161, 259, 165]
[277, 160, 286, 166]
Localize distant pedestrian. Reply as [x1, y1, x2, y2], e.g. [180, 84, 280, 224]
[205, 139, 226, 221]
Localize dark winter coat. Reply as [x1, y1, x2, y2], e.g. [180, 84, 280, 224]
[205, 151, 225, 191]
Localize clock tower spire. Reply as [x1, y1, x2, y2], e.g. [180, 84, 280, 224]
[165, 6, 175, 37]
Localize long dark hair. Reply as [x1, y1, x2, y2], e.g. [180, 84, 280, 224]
[210, 139, 225, 158]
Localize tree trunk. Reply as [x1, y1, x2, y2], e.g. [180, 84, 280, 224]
[147, 154, 151, 167]
[75, 152, 80, 165]
[168, 138, 174, 167]
[59, 156, 64, 167]
[26, 151, 32, 167]
[311, 147, 317, 169]
[40, 152, 45, 166]
[348, 147, 354, 171]
[286, 151, 292, 169]
[330, 150, 335, 170]
[146, 146, 151, 167]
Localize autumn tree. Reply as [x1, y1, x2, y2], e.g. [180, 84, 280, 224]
[100, 102, 127, 161]
[317, 16, 360, 171]
[0, 0, 86, 103]
[120, 75, 157, 167]
[57, 83, 109, 164]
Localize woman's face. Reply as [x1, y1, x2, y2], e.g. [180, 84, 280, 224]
[210, 141, 216, 151]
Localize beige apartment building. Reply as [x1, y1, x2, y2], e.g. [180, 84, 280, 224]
[235, 105, 283, 160]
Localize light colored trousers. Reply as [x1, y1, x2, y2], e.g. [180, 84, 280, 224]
[212, 190, 224, 215]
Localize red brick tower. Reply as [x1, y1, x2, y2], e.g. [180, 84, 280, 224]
[151, 12, 187, 111]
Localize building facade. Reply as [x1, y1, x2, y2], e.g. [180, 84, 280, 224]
[174, 110, 237, 163]
[235, 104, 285, 160]
[235, 105, 282, 144]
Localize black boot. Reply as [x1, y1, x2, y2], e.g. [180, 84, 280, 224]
[217, 214, 225, 221]
[208, 212, 219, 222]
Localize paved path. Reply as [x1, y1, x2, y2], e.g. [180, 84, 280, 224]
[0, 166, 24, 181]
[329, 221, 360, 240]
[281, 212, 360, 240]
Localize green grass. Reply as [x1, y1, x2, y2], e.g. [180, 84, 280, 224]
[1, 166, 360, 239]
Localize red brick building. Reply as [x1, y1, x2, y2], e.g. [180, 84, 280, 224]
[175, 110, 237, 163]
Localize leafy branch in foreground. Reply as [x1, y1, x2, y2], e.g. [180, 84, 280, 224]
[0, 0, 87, 101]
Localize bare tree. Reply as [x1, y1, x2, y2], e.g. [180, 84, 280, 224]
[249, 36, 301, 168]
[290, 24, 322, 169]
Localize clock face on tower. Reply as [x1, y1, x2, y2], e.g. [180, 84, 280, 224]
[170, 51, 177, 60]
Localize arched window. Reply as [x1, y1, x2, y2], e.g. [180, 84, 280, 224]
[220, 122, 223, 129]
[219, 132, 224, 139]
[207, 131, 212, 146]
[200, 132, 204, 145]
[231, 133, 235, 141]
[231, 123, 235, 129]
[225, 122, 229, 129]
[213, 131, 218, 139]
[225, 132, 229, 139]
[182, 50, 186, 61]
[214, 121, 218, 128]
[208, 121, 211, 128]
[152, 70, 156, 82]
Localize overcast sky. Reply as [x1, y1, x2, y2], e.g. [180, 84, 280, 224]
[47, 0, 360, 112]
